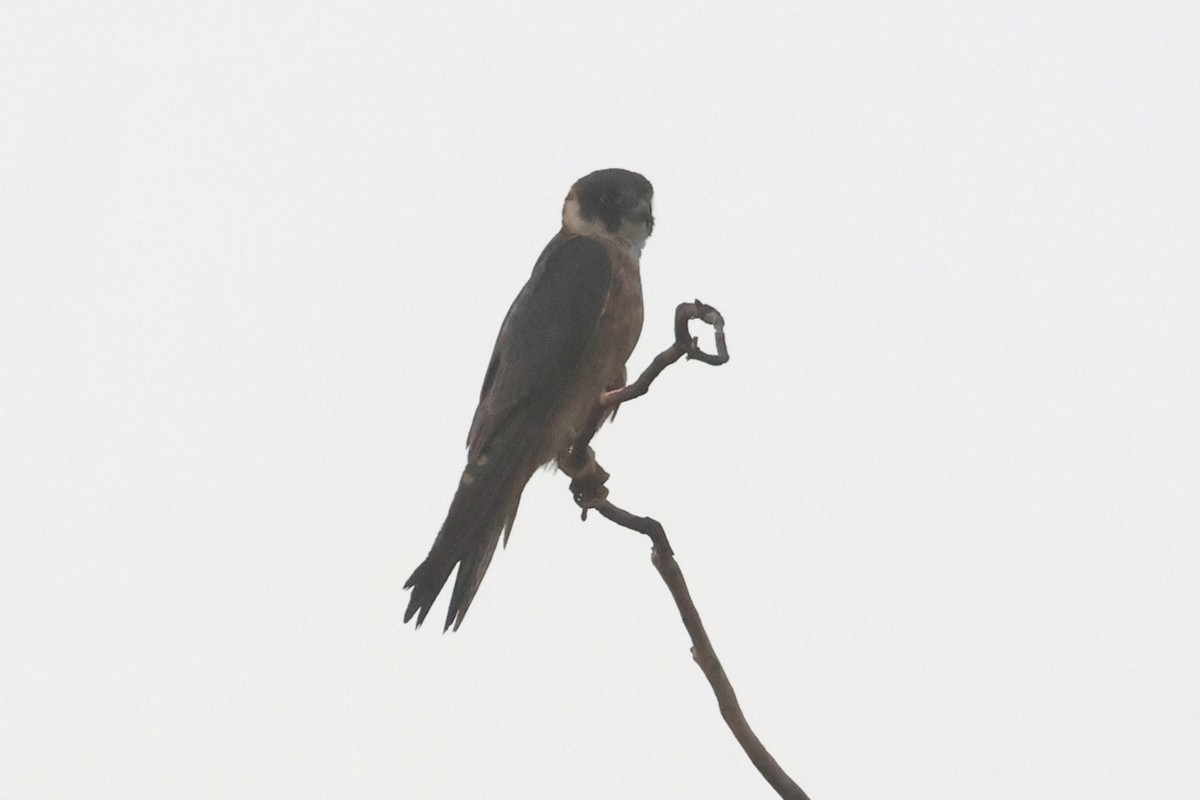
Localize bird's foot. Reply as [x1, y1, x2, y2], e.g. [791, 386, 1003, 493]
[558, 447, 610, 517]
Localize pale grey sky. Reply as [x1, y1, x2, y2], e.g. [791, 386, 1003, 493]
[3, 3, 1198, 798]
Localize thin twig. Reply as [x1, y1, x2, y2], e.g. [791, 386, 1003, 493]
[599, 300, 729, 410]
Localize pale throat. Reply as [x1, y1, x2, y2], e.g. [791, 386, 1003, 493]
[562, 197, 650, 258]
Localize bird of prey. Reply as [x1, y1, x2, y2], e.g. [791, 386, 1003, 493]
[404, 168, 654, 631]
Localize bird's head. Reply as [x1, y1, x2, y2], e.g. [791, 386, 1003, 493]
[562, 168, 654, 247]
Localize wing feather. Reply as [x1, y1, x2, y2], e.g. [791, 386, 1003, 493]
[404, 232, 615, 629]
[467, 233, 613, 458]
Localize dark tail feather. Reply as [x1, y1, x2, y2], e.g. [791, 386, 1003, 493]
[404, 438, 536, 631]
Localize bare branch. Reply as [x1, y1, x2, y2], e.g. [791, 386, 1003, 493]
[600, 300, 730, 410]
[563, 302, 810, 799]
[595, 501, 811, 800]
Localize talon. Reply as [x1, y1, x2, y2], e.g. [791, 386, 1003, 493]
[570, 479, 609, 508]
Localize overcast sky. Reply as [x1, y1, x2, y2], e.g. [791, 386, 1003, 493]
[3, 3, 1198, 798]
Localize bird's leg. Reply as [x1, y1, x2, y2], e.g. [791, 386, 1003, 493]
[558, 445, 610, 515]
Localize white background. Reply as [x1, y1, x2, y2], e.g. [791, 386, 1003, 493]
[3, 3, 1198, 798]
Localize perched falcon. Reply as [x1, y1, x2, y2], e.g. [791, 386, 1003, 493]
[404, 168, 654, 631]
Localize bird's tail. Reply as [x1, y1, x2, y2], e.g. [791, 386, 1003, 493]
[404, 436, 538, 631]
